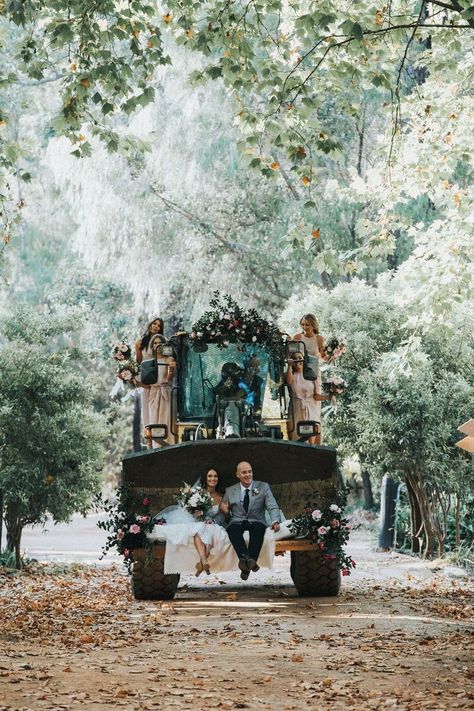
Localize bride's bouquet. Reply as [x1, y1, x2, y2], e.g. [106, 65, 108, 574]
[323, 335, 347, 363]
[176, 484, 213, 521]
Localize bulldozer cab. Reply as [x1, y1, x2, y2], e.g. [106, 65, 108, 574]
[175, 340, 281, 440]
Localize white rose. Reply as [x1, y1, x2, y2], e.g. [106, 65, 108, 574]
[329, 504, 341, 513]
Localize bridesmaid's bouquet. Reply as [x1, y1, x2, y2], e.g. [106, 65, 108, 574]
[176, 484, 213, 521]
[323, 335, 347, 362]
[113, 342, 132, 361]
[112, 342, 139, 386]
[323, 376, 347, 405]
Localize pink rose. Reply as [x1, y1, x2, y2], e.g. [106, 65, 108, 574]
[311, 509, 322, 521]
[317, 526, 328, 536]
[137, 515, 149, 524]
[330, 519, 340, 528]
[342, 568, 350, 576]
[120, 370, 132, 381]
[319, 542, 325, 550]
[117, 529, 125, 540]
[351, 560, 357, 568]
[129, 524, 141, 534]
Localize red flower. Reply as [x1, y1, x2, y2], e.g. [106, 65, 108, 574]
[319, 542, 325, 550]
[142, 498, 150, 506]
[342, 568, 349, 576]
[351, 560, 357, 568]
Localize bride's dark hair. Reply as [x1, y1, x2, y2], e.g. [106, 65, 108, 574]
[200, 468, 225, 495]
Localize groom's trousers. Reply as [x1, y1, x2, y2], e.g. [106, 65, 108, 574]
[227, 520, 266, 562]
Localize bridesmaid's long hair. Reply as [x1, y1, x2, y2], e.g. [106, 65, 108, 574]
[200, 468, 225, 495]
[140, 316, 164, 351]
[300, 313, 319, 335]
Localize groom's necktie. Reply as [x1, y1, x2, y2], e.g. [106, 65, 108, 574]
[243, 488, 250, 513]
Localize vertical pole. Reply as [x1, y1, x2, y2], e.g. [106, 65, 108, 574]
[133, 391, 142, 452]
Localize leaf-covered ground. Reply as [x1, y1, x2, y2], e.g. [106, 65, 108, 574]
[1, 530, 473, 710]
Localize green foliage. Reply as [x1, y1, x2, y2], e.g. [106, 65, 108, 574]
[0, 307, 106, 556]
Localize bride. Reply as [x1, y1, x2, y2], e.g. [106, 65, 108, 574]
[150, 468, 229, 576]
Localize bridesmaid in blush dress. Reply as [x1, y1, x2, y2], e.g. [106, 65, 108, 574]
[135, 316, 176, 447]
[285, 350, 330, 445]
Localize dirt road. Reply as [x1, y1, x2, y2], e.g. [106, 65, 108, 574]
[1, 528, 472, 710]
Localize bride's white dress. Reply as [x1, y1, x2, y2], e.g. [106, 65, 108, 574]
[147, 504, 278, 575]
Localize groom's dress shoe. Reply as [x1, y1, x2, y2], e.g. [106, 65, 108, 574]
[249, 560, 260, 573]
[238, 557, 250, 573]
[238, 557, 251, 580]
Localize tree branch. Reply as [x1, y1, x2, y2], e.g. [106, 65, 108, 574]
[149, 186, 286, 303]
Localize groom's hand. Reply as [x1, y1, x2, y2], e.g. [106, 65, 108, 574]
[270, 522, 280, 532]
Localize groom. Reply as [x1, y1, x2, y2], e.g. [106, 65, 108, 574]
[223, 461, 281, 580]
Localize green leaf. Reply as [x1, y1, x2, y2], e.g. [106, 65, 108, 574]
[351, 23, 364, 41]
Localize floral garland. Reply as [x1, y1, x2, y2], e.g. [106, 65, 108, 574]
[289, 492, 355, 576]
[190, 292, 285, 362]
[97, 486, 154, 568]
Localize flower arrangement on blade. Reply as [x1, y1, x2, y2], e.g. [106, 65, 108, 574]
[323, 335, 347, 363]
[97, 486, 154, 568]
[289, 497, 355, 576]
[190, 292, 285, 362]
[176, 484, 213, 521]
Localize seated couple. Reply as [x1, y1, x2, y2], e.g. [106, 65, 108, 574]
[148, 461, 282, 579]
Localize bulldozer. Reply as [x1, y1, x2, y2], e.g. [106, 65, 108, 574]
[121, 336, 341, 599]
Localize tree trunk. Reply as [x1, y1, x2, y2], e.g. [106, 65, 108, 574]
[378, 475, 399, 549]
[0, 489, 3, 551]
[455, 493, 461, 548]
[405, 477, 422, 554]
[4, 504, 23, 569]
[406, 473, 439, 558]
[361, 469, 375, 510]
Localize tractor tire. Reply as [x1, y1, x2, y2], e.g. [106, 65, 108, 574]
[290, 548, 341, 597]
[131, 547, 180, 600]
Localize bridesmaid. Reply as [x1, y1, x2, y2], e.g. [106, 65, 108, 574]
[285, 353, 329, 445]
[291, 313, 326, 445]
[135, 316, 176, 447]
[292, 313, 325, 361]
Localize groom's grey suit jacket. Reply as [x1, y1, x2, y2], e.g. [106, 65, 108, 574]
[223, 481, 281, 526]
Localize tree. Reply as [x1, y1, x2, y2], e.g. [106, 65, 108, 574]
[356, 354, 472, 556]
[0, 307, 105, 567]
